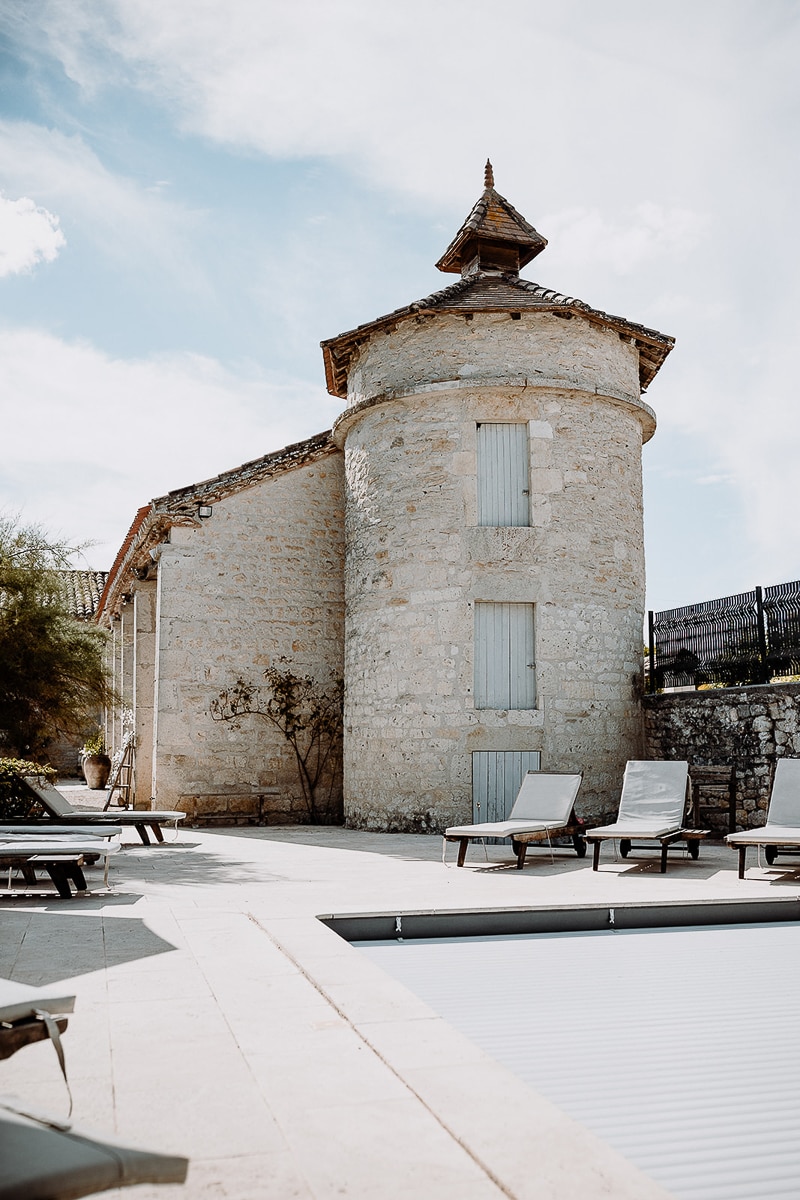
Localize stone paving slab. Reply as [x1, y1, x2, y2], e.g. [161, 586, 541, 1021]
[2, 820, 799, 1199]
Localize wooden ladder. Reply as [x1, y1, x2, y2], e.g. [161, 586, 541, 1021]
[103, 737, 135, 810]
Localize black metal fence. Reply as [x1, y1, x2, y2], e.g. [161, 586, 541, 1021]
[648, 580, 800, 692]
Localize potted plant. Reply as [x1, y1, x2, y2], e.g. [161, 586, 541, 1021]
[82, 731, 111, 790]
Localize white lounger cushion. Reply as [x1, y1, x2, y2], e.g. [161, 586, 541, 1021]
[756, 758, 800, 827]
[728, 825, 800, 846]
[0, 979, 75, 1025]
[445, 772, 582, 839]
[584, 761, 692, 874]
[50, 809, 184, 824]
[24, 778, 184, 825]
[586, 821, 681, 840]
[446, 818, 560, 839]
[0, 837, 121, 857]
[726, 760, 800, 847]
[0, 824, 123, 838]
[615, 760, 689, 827]
[586, 761, 689, 840]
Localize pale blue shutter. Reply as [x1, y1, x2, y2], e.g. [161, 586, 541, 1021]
[476, 423, 530, 526]
[474, 602, 536, 709]
[472, 750, 542, 823]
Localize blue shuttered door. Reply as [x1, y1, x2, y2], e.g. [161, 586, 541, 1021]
[474, 602, 536, 709]
[472, 750, 542, 824]
[476, 423, 530, 527]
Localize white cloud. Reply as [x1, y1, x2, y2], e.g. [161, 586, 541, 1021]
[0, 192, 65, 276]
[696, 474, 733, 486]
[0, 327, 334, 568]
[652, 322, 800, 587]
[23, 0, 800, 212]
[0, 121, 207, 290]
[5, 0, 800, 602]
[539, 205, 708, 276]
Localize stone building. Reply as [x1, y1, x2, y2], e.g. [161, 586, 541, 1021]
[97, 435, 345, 822]
[98, 165, 674, 829]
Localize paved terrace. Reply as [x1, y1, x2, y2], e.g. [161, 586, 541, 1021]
[3, 786, 799, 1200]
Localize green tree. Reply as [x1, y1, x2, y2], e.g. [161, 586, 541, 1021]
[0, 514, 110, 758]
[211, 662, 343, 824]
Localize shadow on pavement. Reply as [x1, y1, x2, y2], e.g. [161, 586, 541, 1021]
[4, 912, 178, 986]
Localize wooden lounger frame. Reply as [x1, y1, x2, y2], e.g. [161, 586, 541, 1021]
[445, 809, 586, 870]
[586, 828, 709, 874]
[0, 852, 88, 898]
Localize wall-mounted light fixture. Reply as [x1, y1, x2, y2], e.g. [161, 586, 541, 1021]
[197, 504, 213, 519]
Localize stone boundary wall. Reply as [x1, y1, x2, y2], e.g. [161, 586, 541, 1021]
[643, 683, 800, 829]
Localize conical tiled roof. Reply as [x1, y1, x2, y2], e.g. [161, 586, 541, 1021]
[321, 164, 674, 398]
[321, 270, 673, 398]
[435, 160, 547, 275]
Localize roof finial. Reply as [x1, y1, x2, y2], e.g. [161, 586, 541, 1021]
[484, 159, 494, 189]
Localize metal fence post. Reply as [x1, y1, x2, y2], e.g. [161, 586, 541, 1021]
[647, 610, 655, 694]
[755, 586, 769, 683]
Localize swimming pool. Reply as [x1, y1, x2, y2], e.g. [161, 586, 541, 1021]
[358, 919, 800, 1200]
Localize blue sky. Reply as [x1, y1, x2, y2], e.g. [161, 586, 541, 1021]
[1, 0, 798, 613]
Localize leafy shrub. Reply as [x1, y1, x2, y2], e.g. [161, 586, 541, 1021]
[0, 757, 55, 819]
[82, 730, 107, 756]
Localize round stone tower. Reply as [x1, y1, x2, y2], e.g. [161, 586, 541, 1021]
[322, 163, 674, 831]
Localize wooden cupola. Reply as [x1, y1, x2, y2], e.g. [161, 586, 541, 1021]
[435, 160, 548, 278]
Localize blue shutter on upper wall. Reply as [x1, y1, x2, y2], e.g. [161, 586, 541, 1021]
[476, 423, 530, 527]
[474, 602, 536, 709]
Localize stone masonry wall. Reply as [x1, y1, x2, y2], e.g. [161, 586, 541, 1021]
[151, 451, 345, 820]
[346, 310, 652, 427]
[643, 683, 800, 828]
[336, 309, 653, 831]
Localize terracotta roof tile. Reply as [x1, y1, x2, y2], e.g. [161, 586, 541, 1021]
[435, 187, 547, 274]
[96, 507, 151, 618]
[97, 433, 339, 619]
[152, 431, 337, 516]
[321, 272, 674, 398]
[58, 570, 109, 619]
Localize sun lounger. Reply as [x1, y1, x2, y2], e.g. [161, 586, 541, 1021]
[0, 833, 120, 896]
[585, 761, 704, 873]
[727, 757, 800, 878]
[0, 825, 121, 881]
[18, 778, 184, 845]
[0, 825, 122, 837]
[444, 771, 584, 868]
[0, 978, 188, 1198]
[0, 1100, 188, 1199]
[0, 978, 75, 1062]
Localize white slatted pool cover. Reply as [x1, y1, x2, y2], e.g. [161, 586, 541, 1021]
[360, 922, 800, 1199]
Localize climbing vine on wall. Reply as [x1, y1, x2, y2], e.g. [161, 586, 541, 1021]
[210, 662, 344, 824]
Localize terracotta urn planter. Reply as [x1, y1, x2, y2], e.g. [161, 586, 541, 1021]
[83, 753, 111, 790]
